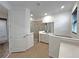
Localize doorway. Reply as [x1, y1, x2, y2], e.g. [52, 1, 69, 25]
[0, 18, 9, 57]
[30, 20, 45, 44]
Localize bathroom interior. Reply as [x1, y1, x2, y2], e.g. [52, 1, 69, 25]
[30, 1, 79, 58]
[30, 18, 54, 44]
[30, 2, 77, 43]
[0, 1, 79, 58]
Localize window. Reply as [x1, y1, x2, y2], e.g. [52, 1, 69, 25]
[72, 7, 77, 34]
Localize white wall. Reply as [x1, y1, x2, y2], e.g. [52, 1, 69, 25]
[54, 12, 71, 37]
[54, 2, 79, 39]
[25, 9, 31, 34]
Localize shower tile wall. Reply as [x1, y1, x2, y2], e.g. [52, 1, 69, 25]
[30, 20, 45, 42]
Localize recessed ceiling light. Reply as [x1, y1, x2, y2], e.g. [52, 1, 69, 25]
[44, 13, 47, 16]
[31, 14, 33, 16]
[61, 5, 64, 9]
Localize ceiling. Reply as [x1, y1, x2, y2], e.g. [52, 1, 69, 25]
[8, 1, 76, 19]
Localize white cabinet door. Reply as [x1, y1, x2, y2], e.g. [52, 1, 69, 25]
[9, 33, 34, 52]
[49, 36, 60, 58]
[9, 36, 27, 52]
[44, 34, 48, 43]
[26, 34, 34, 50]
[39, 34, 45, 42]
[39, 33, 48, 43]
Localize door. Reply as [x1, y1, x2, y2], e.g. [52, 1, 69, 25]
[0, 20, 7, 44]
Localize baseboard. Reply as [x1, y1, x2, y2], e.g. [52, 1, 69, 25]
[49, 56, 54, 58]
[39, 41, 48, 44]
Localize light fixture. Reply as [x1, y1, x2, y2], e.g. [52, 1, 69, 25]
[42, 16, 54, 23]
[30, 17, 33, 20]
[61, 5, 64, 9]
[31, 14, 33, 16]
[44, 13, 47, 16]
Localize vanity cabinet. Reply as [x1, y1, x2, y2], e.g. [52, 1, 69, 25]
[39, 32, 49, 43]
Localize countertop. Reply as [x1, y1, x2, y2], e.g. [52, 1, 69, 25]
[39, 31, 79, 45]
[48, 33, 79, 46]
